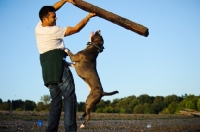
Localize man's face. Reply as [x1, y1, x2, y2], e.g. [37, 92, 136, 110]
[43, 12, 57, 26]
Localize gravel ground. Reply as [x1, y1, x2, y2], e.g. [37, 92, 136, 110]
[0, 111, 200, 132]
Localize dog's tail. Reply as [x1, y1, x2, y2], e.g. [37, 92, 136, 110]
[102, 91, 119, 96]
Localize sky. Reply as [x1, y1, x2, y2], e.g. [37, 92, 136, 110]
[0, 0, 200, 104]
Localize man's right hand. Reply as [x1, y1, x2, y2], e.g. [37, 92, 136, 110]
[88, 13, 96, 18]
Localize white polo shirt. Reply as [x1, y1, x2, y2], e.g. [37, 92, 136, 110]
[35, 21, 67, 54]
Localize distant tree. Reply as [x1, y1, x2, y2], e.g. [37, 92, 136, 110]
[180, 95, 199, 110]
[179, 95, 198, 110]
[102, 106, 114, 113]
[164, 95, 182, 108]
[129, 98, 139, 112]
[168, 102, 178, 114]
[185, 101, 195, 110]
[41, 95, 51, 105]
[117, 95, 137, 113]
[7, 100, 12, 110]
[0, 102, 10, 110]
[181, 93, 188, 98]
[111, 98, 120, 113]
[12, 99, 24, 110]
[0, 98, 2, 104]
[34, 102, 47, 111]
[160, 108, 170, 114]
[95, 108, 102, 113]
[119, 108, 126, 113]
[96, 100, 110, 107]
[93, 99, 111, 112]
[134, 104, 144, 114]
[77, 102, 85, 112]
[143, 103, 155, 114]
[197, 98, 200, 111]
[112, 98, 120, 105]
[152, 96, 164, 114]
[137, 94, 152, 105]
[176, 99, 185, 112]
[24, 100, 36, 111]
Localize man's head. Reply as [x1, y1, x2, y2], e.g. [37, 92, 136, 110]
[39, 6, 57, 26]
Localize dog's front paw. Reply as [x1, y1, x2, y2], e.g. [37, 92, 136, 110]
[71, 63, 75, 68]
[64, 48, 70, 53]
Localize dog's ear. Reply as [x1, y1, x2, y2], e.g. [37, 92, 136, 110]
[95, 30, 101, 35]
[89, 32, 94, 42]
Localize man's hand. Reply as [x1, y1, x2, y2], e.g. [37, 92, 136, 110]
[88, 13, 96, 18]
[54, 0, 74, 11]
[66, 0, 75, 5]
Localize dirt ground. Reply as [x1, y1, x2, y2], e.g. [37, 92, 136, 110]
[0, 111, 200, 132]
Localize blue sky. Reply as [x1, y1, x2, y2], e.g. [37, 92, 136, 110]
[0, 0, 200, 103]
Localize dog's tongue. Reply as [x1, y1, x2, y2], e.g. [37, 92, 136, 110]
[88, 32, 94, 42]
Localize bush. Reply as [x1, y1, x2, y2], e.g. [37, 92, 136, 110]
[186, 101, 195, 110]
[197, 98, 200, 111]
[134, 104, 144, 114]
[168, 102, 178, 114]
[160, 108, 170, 114]
[95, 108, 103, 113]
[15, 108, 23, 111]
[103, 106, 114, 113]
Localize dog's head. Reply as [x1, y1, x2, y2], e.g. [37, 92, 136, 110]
[89, 30, 104, 53]
[91, 30, 104, 45]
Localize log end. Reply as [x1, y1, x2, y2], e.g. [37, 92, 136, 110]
[143, 29, 149, 37]
[132, 27, 149, 37]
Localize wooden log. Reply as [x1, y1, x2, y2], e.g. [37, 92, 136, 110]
[73, 0, 149, 37]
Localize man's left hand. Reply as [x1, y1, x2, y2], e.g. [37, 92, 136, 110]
[66, 0, 75, 5]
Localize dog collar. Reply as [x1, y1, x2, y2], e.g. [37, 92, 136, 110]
[87, 42, 104, 53]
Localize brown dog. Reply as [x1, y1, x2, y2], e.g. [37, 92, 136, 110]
[65, 30, 119, 128]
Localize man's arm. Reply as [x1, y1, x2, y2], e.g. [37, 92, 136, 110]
[53, 0, 75, 12]
[65, 13, 96, 36]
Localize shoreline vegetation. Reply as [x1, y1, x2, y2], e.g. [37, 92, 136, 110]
[1, 94, 200, 115]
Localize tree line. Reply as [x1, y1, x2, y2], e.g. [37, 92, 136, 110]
[0, 94, 200, 114]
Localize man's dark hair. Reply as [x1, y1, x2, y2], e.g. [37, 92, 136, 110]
[39, 6, 55, 21]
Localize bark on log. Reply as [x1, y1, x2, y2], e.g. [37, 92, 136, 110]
[73, 0, 149, 37]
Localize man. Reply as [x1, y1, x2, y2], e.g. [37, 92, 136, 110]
[35, 0, 96, 131]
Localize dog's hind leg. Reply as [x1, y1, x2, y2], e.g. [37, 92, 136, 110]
[80, 91, 101, 128]
[79, 81, 92, 120]
[79, 112, 86, 120]
[80, 105, 93, 128]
